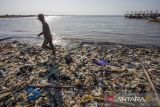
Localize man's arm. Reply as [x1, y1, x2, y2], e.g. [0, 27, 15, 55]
[38, 32, 43, 37]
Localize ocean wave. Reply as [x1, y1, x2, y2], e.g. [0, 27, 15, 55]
[52, 32, 69, 46]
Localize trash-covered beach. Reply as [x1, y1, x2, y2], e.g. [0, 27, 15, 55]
[0, 40, 160, 107]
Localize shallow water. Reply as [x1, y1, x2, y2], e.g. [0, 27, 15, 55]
[0, 15, 160, 46]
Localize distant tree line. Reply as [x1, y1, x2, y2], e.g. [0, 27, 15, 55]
[0, 14, 36, 18]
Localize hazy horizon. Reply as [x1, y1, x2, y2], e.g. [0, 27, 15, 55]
[0, 0, 160, 15]
[0, 14, 125, 16]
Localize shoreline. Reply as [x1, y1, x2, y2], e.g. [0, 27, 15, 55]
[63, 38, 160, 49]
[1, 37, 160, 49]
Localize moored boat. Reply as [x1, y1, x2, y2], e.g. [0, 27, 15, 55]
[148, 17, 158, 22]
[157, 17, 160, 22]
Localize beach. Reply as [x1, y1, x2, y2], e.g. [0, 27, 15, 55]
[0, 40, 160, 106]
[1, 0, 160, 106]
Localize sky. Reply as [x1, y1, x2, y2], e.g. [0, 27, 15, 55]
[0, 0, 160, 15]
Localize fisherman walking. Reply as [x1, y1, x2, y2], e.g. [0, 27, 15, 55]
[37, 14, 56, 55]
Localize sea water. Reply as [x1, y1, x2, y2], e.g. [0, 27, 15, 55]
[0, 15, 160, 47]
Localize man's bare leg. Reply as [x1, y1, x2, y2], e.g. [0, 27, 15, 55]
[42, 39, 51, 49]
[49, 42, 56, 55]
[42, 39, 47, 48]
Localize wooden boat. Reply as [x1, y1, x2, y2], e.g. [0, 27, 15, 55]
[148, 17, 158, 22]
[157, 17, 160, 22]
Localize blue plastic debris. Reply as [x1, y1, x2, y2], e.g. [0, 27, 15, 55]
[93, 59, 109, 66]
[26, 86, 41, 102]
[101, 70, 112, 75]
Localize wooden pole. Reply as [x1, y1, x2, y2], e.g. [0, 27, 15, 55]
[140, 60, 160, 107]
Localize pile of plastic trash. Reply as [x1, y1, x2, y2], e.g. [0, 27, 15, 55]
[0, 41, 160, 106]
